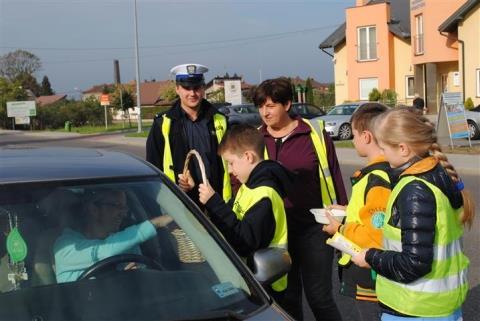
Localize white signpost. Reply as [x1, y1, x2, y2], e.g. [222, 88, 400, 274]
[6, 101, 36, 129]
[224, 80, 242, 105]
[100, 94, 110, 129]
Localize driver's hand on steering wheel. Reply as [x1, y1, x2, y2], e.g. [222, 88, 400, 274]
[150, 215, 173, 228]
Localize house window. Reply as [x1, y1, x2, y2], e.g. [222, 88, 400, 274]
[477, 69, 480, 97]
[405, 76, 415, 98]
[357, 26, 377, 61]
[415, 14, 424, 55]
[359, 78, 379, 100]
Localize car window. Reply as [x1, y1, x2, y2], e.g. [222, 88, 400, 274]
[306, 105, 323, 115]
[0, 179, 263, 320]
[327, 105, 358, 116]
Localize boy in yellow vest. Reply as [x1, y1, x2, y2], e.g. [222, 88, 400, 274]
[322, 103, 391, 320]
[198, 124, 291, 303]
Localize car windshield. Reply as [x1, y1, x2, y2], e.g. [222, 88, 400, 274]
[0, 178, 264, 320]
[327, 105, 358, 116]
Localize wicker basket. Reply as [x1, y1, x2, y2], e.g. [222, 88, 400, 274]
[171, 150, 206, 263]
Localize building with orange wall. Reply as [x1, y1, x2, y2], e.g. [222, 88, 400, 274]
[320, 0, 470, 113]
[320, 0, 412, 105]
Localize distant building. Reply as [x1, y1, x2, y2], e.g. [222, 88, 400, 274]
[205, 73, 253, 104]
[320, 0, 473, 113]
[36, 94, 67, 106]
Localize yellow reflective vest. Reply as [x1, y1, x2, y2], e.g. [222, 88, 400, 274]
[161, 113, 232, 202]
[264, 118, 337, 206]
[376, 176, 469, 317]
[233, 184, 288, 292]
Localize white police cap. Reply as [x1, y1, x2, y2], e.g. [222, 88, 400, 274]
[170, 63, 208, 85]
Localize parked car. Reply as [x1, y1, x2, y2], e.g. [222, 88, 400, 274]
[317, 102, 365, 140]
[0, 147, 293, 321]
[290, 103, 325, 119]
[465, 109, 480, 140]
[218, 104, 262, 126]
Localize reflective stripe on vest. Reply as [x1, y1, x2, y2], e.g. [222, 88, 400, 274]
[263, 118, 337, 206]
[160, 114, 232, 202]
[339, 169, 389, 265]
[304, 118, 337, 206]
[376, 176, 469, 317]
[233, 184, 288, 292]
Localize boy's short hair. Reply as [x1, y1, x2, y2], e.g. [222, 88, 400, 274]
[253, 77, 293, 107]
[351, 103, 388, 132]
[218, 124, 265, 158]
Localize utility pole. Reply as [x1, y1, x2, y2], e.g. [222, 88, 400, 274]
[134, 0, 142, 133]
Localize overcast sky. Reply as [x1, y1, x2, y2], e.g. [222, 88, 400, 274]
[0, 0, 352, 95]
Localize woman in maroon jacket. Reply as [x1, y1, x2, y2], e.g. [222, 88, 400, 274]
[253, 78, 348, 321]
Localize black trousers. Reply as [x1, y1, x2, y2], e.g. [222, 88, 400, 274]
[282, 224, 342, 321]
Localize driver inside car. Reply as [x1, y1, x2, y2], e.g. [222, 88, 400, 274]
[53, 188, 172, 283]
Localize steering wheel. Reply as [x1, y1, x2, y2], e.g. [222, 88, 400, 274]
[77, 254, 165, 281]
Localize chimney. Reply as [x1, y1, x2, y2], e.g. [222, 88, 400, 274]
[356, 0, 369, 6]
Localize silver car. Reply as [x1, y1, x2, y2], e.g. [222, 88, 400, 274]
[465, 109, 480, 140]
[317, 103, 364, 140]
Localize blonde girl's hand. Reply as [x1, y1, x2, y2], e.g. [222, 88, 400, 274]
[322, 210, 341, 235]
[178, 170, 195, 192]
[198, 180, 215, 205]
[351, 249, 371, 269]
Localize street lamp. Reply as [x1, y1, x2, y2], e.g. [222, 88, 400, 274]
[133, 0, 142, 133]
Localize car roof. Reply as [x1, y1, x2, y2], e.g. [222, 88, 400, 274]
[0, 147, 158, 184]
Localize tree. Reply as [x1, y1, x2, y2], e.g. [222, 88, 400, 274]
[368, 88, 381, 101]
[0, 77, 28, 128]
[305, 78, 314, 104]
[161, 82, 178, 103]
[110, 85, 135, 111]
[0, 50, 42, 81]
[16, 72, 41, 97]
[40, 75, 54, 96]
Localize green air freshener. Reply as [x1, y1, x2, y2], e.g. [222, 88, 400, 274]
[6, 228, 27, 263]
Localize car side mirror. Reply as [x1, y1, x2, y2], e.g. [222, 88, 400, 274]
[251, 247, 291, 286]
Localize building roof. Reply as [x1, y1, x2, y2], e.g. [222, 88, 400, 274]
[82, 80, 174, 106]
[82, 84, 112, 94]
[290, 76, 331, 91]
[36, 94, 67, 106]
[319, 0, 411, 50]
[438, 0, 480, 33]
[137, 80, 173, 106]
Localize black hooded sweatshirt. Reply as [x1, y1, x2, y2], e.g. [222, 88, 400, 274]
[205, 160, 292, 258]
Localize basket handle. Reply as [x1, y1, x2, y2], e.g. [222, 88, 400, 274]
[183, 150, 207, 185]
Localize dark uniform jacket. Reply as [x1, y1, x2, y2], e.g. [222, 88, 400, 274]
[204, 160, 292, 258]
[146, 99, 227, 206]
[365, 156, 463, 316]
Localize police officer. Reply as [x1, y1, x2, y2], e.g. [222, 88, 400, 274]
[146, 64, 231, 207]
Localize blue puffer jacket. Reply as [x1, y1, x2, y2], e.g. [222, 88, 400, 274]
[365, 156, 463, 283]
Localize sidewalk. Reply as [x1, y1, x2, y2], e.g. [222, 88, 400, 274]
[2, 130, 479, 174]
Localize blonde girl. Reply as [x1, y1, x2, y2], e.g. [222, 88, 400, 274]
[352, 108, 474, 321]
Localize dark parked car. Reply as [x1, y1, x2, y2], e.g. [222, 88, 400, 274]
[290, 103, 325, 119]
[0, 147, 292, 321]
[219, 104, 262, 126]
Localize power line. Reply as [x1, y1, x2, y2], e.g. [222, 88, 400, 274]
[1, 24, 339, 52]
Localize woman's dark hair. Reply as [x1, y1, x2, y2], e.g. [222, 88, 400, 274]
[253, 77, 293, 107]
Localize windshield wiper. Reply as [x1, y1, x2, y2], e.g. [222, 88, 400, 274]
[173, 309, 245, 321]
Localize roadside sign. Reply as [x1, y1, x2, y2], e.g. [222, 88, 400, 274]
[6, 101, 37, 117]
[436, 92, 471, 148]
[100, 94, 110, 106]
[14, 117, 30, 125]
